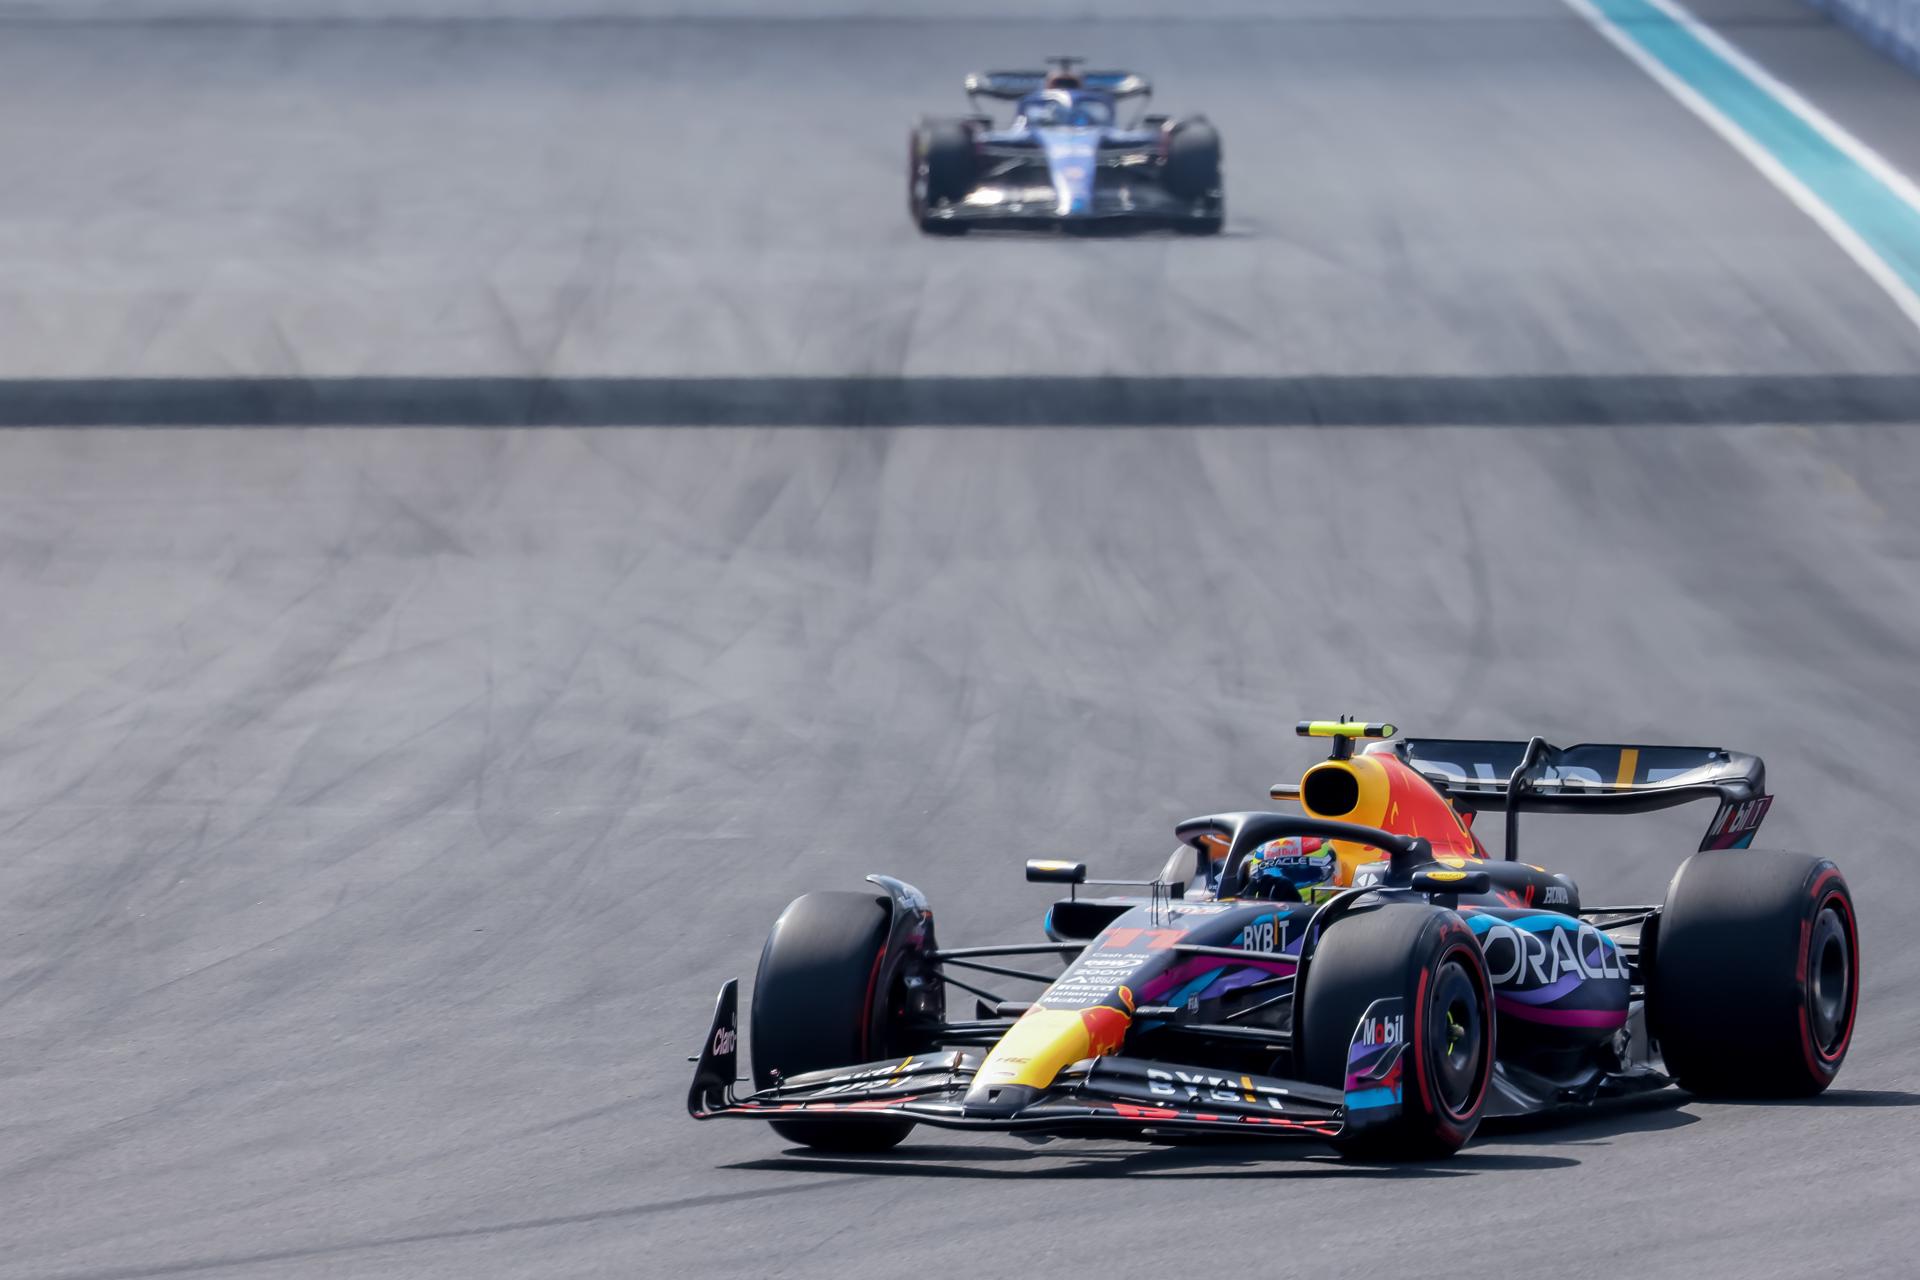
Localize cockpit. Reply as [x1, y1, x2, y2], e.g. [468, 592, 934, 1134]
[1161, 833, 1362, 903]
[1014, 90, 1116, 129]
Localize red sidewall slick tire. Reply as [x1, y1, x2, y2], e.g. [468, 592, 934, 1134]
[1300, 904, 1496, 1160]
[751, 891, 915, 1152]
[1651, 850, 1860, 1098]
[1412, 938, 1497, 1147]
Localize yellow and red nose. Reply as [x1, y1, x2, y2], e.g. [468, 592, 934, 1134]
[962, 999, 1134, 1116]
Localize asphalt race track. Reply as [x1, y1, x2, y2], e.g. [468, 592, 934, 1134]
[4, 2, 1920, 1278]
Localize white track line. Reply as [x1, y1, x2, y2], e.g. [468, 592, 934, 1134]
[1561, 0, 1920, 333]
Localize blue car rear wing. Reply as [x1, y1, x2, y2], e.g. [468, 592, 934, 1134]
[964, 70, 1152, 101]
[1376, 737, 1772, 857]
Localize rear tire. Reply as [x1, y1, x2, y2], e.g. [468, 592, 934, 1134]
[1176, 210, 1224, 236]
[1651, 850, 1859, 1097]
[1299, 903, 1494, 1160]
[1164, 118, 1222, 202]
[751, 891, 915, 1151]
[910, 118, 976, 234]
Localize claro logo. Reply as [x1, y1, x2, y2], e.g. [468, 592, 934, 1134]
[1478, 921, 1628, 987]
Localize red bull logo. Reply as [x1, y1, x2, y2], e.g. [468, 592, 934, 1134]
[1079, 1004, 1130, 1057]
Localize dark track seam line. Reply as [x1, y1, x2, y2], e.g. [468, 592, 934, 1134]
[2, 375, 1918, 427]
[0, 14, 1767, 30]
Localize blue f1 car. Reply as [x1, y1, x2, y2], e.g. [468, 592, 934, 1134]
[909, 57, 1225, 235]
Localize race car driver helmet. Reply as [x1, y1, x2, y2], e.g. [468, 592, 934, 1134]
[1237, 836, 1336, 901]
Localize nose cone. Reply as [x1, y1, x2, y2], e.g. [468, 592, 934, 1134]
[963, 1002, 1133, 1115]
[1037, 128, 1100, 216]
[961, 1083, 1042, 1119]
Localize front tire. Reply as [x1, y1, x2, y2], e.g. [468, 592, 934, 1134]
[910, 118, 976, 234]
[1650, 850, 1859, 1097]
[751, 891, 916, 1152]
[1299, 903, 1495, 1160]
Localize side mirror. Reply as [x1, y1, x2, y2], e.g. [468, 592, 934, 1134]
[1026, 859, 1088, 885]
[1411, 868, 1492, 897]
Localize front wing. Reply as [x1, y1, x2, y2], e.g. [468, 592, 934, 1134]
[925, 180, 1218, 229]
[687, 980, 1400, 1141]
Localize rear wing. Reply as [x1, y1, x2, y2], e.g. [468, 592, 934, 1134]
[1377, 737, 1772, 856]
[963, 70, 1153, 101]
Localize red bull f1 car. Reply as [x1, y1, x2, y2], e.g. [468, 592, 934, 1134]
[909, 56, 1224, 235]
[689, 721, 1859, 1159]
